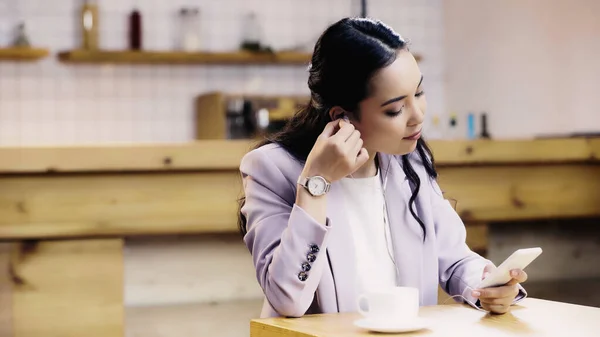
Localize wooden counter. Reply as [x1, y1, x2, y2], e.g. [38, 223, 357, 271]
[0, 138, 598, 240]
[0, 138, 599, 337]
[1, 138, 598, 173]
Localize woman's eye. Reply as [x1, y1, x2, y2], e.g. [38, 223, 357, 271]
[415, 90, 425, 97]
[385, 106, 404, 117]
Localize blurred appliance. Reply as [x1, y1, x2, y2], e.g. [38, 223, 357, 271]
[195, 92, 308, 140]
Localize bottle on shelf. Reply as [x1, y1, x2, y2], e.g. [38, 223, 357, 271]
[129, 8, 142, 50]
[80, 0, 99, 50]
[467, 112, 476, 139]
[226, 98, 246, 139]
[479, 112, 491, 139]
[446, 112, 460, 140]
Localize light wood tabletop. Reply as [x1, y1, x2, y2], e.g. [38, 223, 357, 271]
[250, 298, 600, 337]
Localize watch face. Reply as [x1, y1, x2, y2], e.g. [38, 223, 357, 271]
[307, 176, 327, 196]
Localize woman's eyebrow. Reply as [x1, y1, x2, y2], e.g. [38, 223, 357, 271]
[380, 75, 424, 107]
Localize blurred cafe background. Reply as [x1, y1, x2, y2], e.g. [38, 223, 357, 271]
[0, 0, 598, 336]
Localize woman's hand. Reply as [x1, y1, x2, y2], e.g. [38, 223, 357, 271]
[472, 264, 528, 314]
[302, 119, 369, 182]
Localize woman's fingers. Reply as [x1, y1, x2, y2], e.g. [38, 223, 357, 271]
[346, 130, 362, 149]
[479, 295, 516, 306]
[332, 120, 355, 141]
[481, 303, 510, 314]
[482, 264, 496, 280]
[474, 284, 518, 299]
[355, 148, 369, 166]
[475, 265, 524, 315]
[320, 120, 341, 138]
[351, 137, 364, 158]
[506, 269, 528, 285]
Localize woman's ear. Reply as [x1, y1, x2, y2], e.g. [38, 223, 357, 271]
[329, 106, 347, 121]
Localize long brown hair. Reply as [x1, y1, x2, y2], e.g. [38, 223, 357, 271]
[238, 18, 437, 239]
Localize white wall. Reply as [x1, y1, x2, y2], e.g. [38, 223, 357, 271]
[0, 0, 445, 146]
[443, 0, 600, 139]
[0, 2, 447, 335]
[443, 1, 600, 297]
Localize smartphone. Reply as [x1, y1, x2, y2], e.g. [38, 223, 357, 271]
[477, 247, 542, 288]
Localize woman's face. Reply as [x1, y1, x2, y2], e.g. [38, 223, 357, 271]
[353, 50, 426, 156]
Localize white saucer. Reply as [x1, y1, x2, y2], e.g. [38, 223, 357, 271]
[353, 317, 431, 333]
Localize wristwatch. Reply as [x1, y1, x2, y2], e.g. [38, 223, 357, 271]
[297, 175, 331, 197]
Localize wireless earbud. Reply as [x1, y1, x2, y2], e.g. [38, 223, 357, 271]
[338, 113, 350, 122]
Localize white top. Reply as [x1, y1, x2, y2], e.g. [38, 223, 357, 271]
[338, 170, 397, 296]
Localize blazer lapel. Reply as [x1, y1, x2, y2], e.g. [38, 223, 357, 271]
[323, 153, 425, 312]
[378, 154, 425, 292]
[324, 181, 358, 312]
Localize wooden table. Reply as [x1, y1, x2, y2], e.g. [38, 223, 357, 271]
[250, 298, 600, 337]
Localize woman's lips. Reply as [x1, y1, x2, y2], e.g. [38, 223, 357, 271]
[403, 129, 422, 140]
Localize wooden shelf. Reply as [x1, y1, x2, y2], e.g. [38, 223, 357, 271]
[58, 49, 312, 65]
[0, 47, 49, 61]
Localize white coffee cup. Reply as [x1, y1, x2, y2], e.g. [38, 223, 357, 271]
[357, 286, 419, 323]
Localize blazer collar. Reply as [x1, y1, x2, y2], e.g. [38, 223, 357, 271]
[377, 152, 407, 187]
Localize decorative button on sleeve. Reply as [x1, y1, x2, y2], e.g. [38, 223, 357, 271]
[309, 244, 320, 253]
[298, 271, 308, 282]
[307, 253, 316, 263]
[301, 262, 311, 272]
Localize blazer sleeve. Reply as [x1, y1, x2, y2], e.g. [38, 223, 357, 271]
[240, 149, 333, 317]
[429, 177, 527, 308]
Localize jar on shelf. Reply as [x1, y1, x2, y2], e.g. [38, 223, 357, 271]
[12, 22, 31, 47]
[179, 7, 201, 52]
[240, 12, 262, 51]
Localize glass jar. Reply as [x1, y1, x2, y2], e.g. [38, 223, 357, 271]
[179, 7, 200, 52]
[241, 12, 261, 51]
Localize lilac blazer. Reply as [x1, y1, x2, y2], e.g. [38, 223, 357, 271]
[240, 143, 525, 318]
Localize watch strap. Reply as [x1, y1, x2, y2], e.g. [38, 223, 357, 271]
[297, 176, 309, 187]
[297, 175, 331, 196]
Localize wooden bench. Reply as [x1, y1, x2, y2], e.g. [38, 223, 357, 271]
[0, 138, 598, 336]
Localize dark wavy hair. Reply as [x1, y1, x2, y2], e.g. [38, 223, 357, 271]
[238, 17, 437, 239]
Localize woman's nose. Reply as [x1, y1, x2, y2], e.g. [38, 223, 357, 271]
[408, 104, 424, 126]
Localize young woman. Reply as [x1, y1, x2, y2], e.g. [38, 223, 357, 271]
[238, 17, 527, 318]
